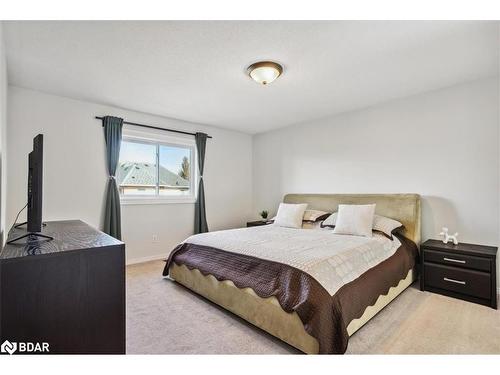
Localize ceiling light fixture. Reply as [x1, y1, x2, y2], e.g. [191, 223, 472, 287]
[247, 61, 283, 85]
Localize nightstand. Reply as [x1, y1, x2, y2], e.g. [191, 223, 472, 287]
[247, 220, 272, 227]
[420, 239, 497, 309]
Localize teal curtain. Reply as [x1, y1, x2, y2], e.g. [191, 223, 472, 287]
[194, 132, 209, 233]
[102, 116, 123, 240]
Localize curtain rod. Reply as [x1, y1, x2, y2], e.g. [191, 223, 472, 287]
[95, 116, 212, 139]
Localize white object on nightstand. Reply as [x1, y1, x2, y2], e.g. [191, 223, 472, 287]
[439, 227, 459, 245]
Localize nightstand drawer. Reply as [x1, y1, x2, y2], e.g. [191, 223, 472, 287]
[424, 263, 491, 299]
[424, 249, 490, 272]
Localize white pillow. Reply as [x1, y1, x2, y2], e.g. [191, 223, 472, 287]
[322, 210, 403, 238]
[303, 209, 330, 222]
[333, 204, 376, 237]
[373, 215, 403, 239]
[274, 203, 308, 229]
[321, 212, 337, 227]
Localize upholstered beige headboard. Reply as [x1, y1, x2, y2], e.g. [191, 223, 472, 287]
[283, 193, 421, 246]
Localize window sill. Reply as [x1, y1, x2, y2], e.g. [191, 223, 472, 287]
[120, 197, 197, 205]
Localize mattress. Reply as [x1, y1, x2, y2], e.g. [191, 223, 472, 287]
[180, 225, 402, 296]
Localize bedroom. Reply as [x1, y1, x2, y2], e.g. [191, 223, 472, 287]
[0, 1, 499, 373]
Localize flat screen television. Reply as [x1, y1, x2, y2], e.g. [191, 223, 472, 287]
[7, 134, 52, 244]
[27, 134, 44, 233]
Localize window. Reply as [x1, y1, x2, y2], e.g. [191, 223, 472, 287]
[117, 129, 196, 204]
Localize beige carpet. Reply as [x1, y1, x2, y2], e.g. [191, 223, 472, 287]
[126, 260, 500, 354]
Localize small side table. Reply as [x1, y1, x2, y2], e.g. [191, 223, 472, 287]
[420, 239, 497, 309]
[246, 220, 272, 228]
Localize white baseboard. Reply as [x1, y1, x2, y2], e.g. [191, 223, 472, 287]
[126, 254, 166, 265]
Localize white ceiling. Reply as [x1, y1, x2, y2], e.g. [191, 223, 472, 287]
[4, 21, 499, 134]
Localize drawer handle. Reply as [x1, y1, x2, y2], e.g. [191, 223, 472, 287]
[443, 257, 466, 264]
[443, 277, 466, 285]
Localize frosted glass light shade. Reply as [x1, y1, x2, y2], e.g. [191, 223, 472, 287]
[247, 61, 283, 85]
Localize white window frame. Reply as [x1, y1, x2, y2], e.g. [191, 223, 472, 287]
[119, 128, 197, 205]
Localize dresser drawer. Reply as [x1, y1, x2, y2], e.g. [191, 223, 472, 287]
[423, 249, 490, 272]
[424, 262, 491, 299]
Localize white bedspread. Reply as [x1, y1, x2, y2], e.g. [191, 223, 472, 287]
[181, 225, 401, 296]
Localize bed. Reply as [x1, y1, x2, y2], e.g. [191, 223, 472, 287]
[163, 193, 421, 354]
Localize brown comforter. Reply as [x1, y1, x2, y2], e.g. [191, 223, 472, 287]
[163, 233, 418, 354]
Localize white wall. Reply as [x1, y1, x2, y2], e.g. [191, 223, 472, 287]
[254, 78, 499, 284]
[7, 86, 253, 263]
[0, 23, 7, 245]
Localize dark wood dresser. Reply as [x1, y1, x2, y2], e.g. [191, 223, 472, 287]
[420, 239, 497, 309]
[0, 220, 125, 354]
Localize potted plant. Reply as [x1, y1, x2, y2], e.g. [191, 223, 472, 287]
[259, 210, 269, 222]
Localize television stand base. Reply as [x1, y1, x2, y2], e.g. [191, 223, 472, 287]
[13, 221, 48, 229]
[6, 232, 54, 245]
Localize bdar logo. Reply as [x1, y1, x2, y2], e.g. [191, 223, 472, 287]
[1, 340, 17, 355]
[0, 340, 49, 354]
